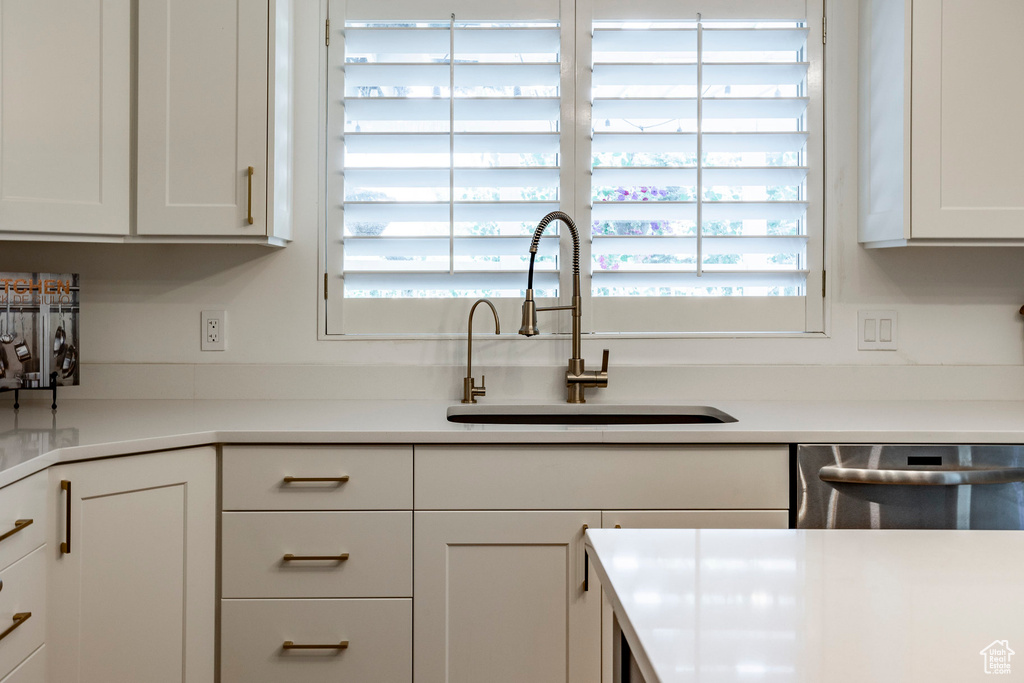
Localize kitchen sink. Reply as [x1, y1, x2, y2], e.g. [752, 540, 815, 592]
[446, 404, 737, 425]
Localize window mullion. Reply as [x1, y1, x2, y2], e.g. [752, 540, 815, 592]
[448, 13, 455, 276]
[696, 14, 704, 277]
[573, 0, 592, 331]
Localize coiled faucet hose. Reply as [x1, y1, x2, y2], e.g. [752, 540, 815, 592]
[527, 211, 580, 291]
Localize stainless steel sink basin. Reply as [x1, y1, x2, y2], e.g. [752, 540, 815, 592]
[446, 404, 737, 425]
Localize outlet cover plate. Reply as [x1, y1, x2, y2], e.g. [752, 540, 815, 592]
[201, 310, 226, 351]
[858, 310, 897, 351]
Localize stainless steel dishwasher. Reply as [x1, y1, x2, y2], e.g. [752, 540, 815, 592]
[797, 444, 1024, 529]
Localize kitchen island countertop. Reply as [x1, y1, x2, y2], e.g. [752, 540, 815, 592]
[4, 398, 1024, 486]
[585, 527, 1024, 682]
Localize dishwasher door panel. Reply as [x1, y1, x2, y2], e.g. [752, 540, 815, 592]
[796, 444, 1024, 529]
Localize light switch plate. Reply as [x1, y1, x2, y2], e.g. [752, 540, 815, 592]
[858, 310, 897, 351]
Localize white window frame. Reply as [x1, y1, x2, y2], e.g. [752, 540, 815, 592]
[318, 0, 830, 340]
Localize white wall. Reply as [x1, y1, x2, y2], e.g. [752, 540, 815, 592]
[4, 1, 1024, 401]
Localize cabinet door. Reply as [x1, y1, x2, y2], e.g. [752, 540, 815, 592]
[0, 645, 45, 683]
[911, 0, 1024, 239]
[137, 0, 268, 236]
[47, 448, 216, 683]
[0, 0, 130, 236]
[599, 511, 789, 683]
[415, 511, 600, 683]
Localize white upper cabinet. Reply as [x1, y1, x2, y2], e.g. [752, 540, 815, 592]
[0, 0, 130, 238]
[860, 0, 1024, 247]
[0, 0, 291, 243]
[137, 0, 283, 241]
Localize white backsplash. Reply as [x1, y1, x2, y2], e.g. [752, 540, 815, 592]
[52, 362, 1024, 402]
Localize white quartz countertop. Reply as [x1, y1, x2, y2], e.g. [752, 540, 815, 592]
[585, 528, 1024, 683]
[4, 397, 1024, 486]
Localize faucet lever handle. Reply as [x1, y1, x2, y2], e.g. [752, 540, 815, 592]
[480, 374, 486, 390]
[600, 349, 610, 373]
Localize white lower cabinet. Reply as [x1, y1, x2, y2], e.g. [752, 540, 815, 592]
[0, 471, 46, 683]
[0, 440, 790, 683]
[219, 445, 415, 683]
[221, 598, 412, 683]
[414, 445, 791, 683]
[0, 646, 45, 683]
[415, 511, 601, 683]
[0, 548, 46, 680]
[47, 448, 217, 683]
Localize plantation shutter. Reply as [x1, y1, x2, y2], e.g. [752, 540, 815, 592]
[326, 0, 569, 335]
[583, 0, 824, 333]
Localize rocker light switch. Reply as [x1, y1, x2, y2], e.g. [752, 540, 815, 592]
[879, 319, 893, 343]
[858, 310, 898, 351]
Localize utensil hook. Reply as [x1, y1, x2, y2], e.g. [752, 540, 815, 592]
[1, 291, 10, 342]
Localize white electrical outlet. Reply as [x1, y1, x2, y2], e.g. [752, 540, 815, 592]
[858, 310, 897, 351]
[201, 310, 226, 351]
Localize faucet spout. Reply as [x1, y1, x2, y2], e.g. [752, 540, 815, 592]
[519, 211, 608, 404]
[462, 299, 500, 404]
[519, 291, 539, 336]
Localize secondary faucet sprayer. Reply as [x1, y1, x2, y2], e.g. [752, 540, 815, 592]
[519, 211, 609, 404]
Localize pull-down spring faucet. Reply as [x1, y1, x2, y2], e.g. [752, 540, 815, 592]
[519, 211, 609, 404]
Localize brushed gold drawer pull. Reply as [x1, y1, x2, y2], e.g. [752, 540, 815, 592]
[282, 476, 350, 484]
[0, 519, 32, 543]
[0, 612, 30, 643]
[60, 480, 71, 555]
[282, 640, 349, 650]
[582, 524, 589, 592]
[282, 553, 349, 562]
[246, 166, 255, 225]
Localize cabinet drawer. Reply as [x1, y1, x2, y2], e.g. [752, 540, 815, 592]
[222, 512, 412, 598]
[222, 446, 412, 510]
[0, 547, 45, 680]
[221, 598, 411, 683]
[0, 475, 45, 573]
[416, 445, 789, 510]
[0, 645, 44, 683]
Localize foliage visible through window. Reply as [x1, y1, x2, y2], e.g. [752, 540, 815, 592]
[590, 20, 811, 297]
[325, 3, 824, 335]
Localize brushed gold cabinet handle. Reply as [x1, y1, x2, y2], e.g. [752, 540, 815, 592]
[0, 612, 30, 643]
[282, 553, 349, 562]
[582, 524, 589, 592]
[282, 476, 350, 484]
[246, 166, 254, 225]
[0, 519, 32, 543]
[60, 480, 71, 555]
[282, 640, 348, 650]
